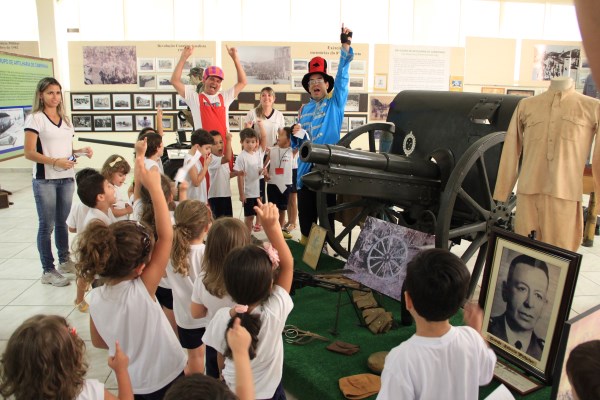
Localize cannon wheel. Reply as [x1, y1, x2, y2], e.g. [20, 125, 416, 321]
[316, 123, 399, 259]
[435, 131, 516, 297]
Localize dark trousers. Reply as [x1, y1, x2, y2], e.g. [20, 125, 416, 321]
[208, 196, 233, 219]
[205, 345, 219, 379]
[298, 187, 335, 238]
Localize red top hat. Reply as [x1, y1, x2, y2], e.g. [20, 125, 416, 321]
[302, 57, 334, 93]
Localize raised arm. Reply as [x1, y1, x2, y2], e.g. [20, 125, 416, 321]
[222, 131, 233, 164]
[255, 200, 293, 293]
[156, 105, 164, 136]
[256, 120, 267, 152]
[171, 45, 194, 98]
[226, 45, 247, 98]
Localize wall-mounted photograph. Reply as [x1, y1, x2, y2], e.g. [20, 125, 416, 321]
[228, 114, 241, 131]
[112, 93, 131, 110]
[114, 115, 133, 131]
[369, 95, 395, 121]
[161, 115, 174, 131]
[156, 57, 174, 72]
[83, 46, 137, 85]
[138, 74, 156, 89]
[291, 76, 303, 91]
[328, 59, 339, 73]
[72, 115, 92, 131]
[71, 94, 91, 110]
[349, 76, 365, 91]
[506, 89, 535, 97]
[176, 96, 188, 110]
[349, 116, 367, 131]
[374, 74, 387, 91]
[135, 115, 154, 131]
[157, 74, 174, 90]
[236, 46, 291, 85]
[93, 115, 113, 131]
[193, 57, 213, 69]
[345, 94, 360, 112]
[292, 59, 307, 72]
[532, 45, 580, 81]
[92, 94, 111, 110]
[154, 94, 173, 110]
[138, 57, 155, 72]
[284, 115, 297, 127]
[350, 60, 366, 74]
[481, 87, 505, 94]
[133, 94, 153, 109]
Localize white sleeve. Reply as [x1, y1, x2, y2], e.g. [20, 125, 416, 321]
[222, 86, 236, 107]
[191, 276, 204, 304]
[377, 350, 414, 400]
[203, 309, 229, 354]
[234, 152, 245, 172]
[24, 113, 41, 133]
[66, 202, 78, 230]
[478, 339, 497, 385]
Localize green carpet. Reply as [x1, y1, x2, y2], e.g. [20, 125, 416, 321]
[283, 240, 552, 400]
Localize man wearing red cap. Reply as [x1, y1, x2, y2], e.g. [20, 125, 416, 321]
[172, 45, 247, 139]
[292, 24, 354, 245]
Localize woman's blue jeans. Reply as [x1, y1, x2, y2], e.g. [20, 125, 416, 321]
[32, 178, 74, 272]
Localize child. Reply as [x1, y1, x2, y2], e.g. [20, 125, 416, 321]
[203, 200, 294, 399]
[75, 140, 187, 397]
[164, 318, 255, 400]
[284, 145, 299, 234]
[67, 168, 100, 236]
[166, 199, 213, 374]
[77, 170, 117, 227]
[0, 314, 133, 400]
[184, 129, 214, 203]
[190, 216, 251, 378]
[234, 125, 267, 232]
[264, 127, 294, 238]
[139, 131, 164, 173]
[101, 154, 133, 221]
[207, 130, 234, 219]
[377, 249, 496, 400]
[566, 340, 600, 400]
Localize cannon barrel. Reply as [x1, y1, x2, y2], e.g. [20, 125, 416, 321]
[299, 142, 440, 179]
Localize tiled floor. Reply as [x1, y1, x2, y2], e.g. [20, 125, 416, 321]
[1, 170, 599, 395]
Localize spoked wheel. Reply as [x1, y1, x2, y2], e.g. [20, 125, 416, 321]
[315, 123, 397, 258]
[435, 131, 516, 297]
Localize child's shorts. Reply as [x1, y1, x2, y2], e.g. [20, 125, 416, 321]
[177, 326, 206, 349]
[208, 196, 233, 219]
[243, 197, 260, 217]
[155, 286, 173, 310]
[267, 184, 291, 211]
[290, 168, 298, 193]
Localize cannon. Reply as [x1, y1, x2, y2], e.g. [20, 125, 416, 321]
[301, 90, 524, 296]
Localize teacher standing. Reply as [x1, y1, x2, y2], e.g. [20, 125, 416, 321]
[24, 77, 93, 287]
[244, 87, 285, 147]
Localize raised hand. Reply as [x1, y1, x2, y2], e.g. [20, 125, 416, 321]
[108, 340, 129, 371]
[180, 45, 194, 61]
[226, 45, 238, 60]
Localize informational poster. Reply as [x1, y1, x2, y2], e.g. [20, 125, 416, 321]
[388, 45, 450, 92]
[0, 52, 53, 161]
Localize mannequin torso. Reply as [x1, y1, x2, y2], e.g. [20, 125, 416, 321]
[549, 77, 574, 91]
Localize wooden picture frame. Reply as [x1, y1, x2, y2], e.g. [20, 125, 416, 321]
[160, 114, 175, 131]
[479, 227, 581, 383]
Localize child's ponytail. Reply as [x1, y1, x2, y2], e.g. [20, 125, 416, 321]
[171, 200, 212, 276]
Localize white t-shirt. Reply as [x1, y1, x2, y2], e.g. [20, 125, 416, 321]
[183, 152, 208, 203]
[191, 273, 235, 323]
[89, 278, 187, 394]
[233, 149, 265, 198]
[82, 207, 116, 227]
[244, 108, 285, 147]
[24, 112, 75, 180]
[76, 379, 104, 400]
[144, 158, 164, 174]
[166, 243, 206, 329]
[208, 155, 232, 199]
[203, 285, 293, 399]
[112, 184, 131, 221]
[377, 326, 496, 400]
[67, 200, 90, 233]
[185, 86, 236, 130]
[267, 146, 293, 193]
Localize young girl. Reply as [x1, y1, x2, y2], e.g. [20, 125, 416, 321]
[76, 140, 187, 398]
[0, 314, 133, 400]
[203, 200, 294, 400]
[101, 154, 133, 221]
[167, 199, 212, 374]
[190, 216, 251, 378]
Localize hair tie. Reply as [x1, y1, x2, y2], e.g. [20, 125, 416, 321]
[263, 242, 280, 269]
[68, 326, 77, 336]
[234, 304, 249, 314]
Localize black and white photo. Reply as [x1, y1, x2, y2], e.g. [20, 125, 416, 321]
[71, 94, 91, 110]
[135, 115, 154, 131]
[114, 115, 133, 131]
[532, 45, 580, 81]
[345, 94, 360, 112]
[83, 46, 137, 85]
[349, 76, 365, 91]
[350, 60, 366, 74]
[138, 57, 155, 72]
[112, 93, 131, 110]
[291, 76, 303, 91]
[92, 94, 111, 110]
[228, 114, 241, 131]
[157, 74, 174, 90]
[138, 74, 156, 89]
[72, 115, 92, 131]
[237, 46, 291, 84]
[156, 57, 174, 72]
[349, 116, 366, 131]
[133, 94, 153, 110]
[93, 115, 113, 131]
[193, 57, 213, 69]
[176, 96, 188, 110]
[292, 59, 307, 72]
[154, 94, 173, 110]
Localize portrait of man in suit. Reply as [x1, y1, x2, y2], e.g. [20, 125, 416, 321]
[488, 254, 549, 360]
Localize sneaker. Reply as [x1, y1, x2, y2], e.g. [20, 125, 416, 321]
[41, 270, 70, 287]
[282, 229, 293, 239]
[74, 299, 89, 313]
[57, 260, 76, 274]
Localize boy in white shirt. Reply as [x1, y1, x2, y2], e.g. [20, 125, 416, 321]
[264, 127, 293, 239]
[207, 130, 234, 218]
[234, 125, 266, 232]
[184, 129, 214, 203]
[77, 171, 117, 227]
[378, 249, 496, 400]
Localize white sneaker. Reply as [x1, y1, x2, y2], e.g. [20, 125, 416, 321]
[41, 270, 70, 287]
[57, 260, 76, 274]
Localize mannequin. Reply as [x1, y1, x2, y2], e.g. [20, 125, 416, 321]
[494, 77, 600, 251]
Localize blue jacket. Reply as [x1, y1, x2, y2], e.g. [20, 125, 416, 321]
[293, 46, 354, 189]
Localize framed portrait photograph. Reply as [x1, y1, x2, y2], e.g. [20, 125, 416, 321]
[156, 57, 174, 72]
[135, 114, 154, 131]
[72, 115, 92, 131]
[154, 94, 174, 110]
[138, 74, 156, 89]
[506, 89, 535, 97]
[176, 95, 188, 110]
[479, 227, 582, 382]
[291, 75, 304, 91]
[160, 114, 175, 131]
[374, 74, 387, 91]
[133, 94, 153, 110]
[71, 94, 91, 110]
[551, 304, 600, 399]
[292, 59, 307, 72]
[93, 115, 113, 131]
[138, 57, 155, 72]
[349, 59, 366, 74]
[112, 93, 131, 110]
[157, 74, 174, 90]
[114, 115, 133, 131]
[92, 94, 111, 110]
[349, 76, 365, 91]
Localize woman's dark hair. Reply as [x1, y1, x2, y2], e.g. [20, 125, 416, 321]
[222, 245, 275, 360]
